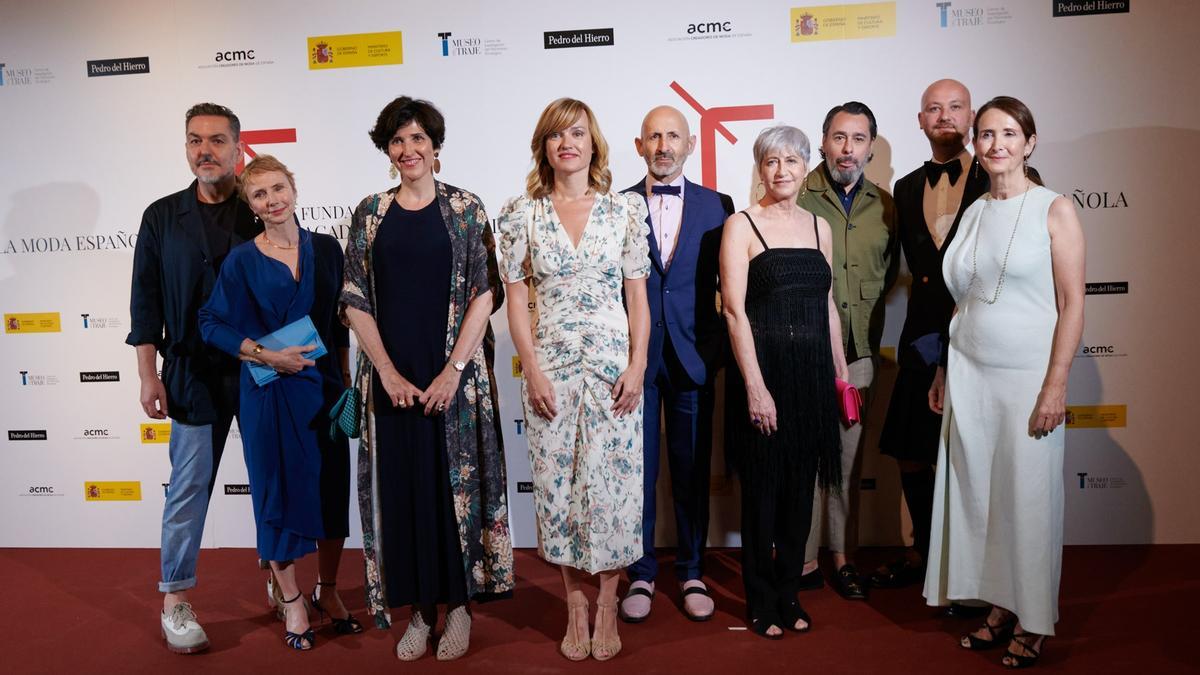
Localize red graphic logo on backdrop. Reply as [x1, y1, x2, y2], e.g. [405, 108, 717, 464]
[237, 128, 298, 174]
[670, 82, 773, 191]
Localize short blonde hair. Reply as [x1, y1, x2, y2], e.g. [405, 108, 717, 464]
[525, 98, 611, 199]
[239, 154, 296, 200]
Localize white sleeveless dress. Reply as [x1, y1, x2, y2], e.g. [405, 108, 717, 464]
[923, 186, 1065, 636]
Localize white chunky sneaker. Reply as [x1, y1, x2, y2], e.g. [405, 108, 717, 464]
[161, 602, 210, 654]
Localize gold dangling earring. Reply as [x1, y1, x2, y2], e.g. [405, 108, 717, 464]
[389, 163, 398, 180]
[434, 153, 441, 175]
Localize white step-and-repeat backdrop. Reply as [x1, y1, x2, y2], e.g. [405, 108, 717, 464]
[3, 0, 1196, 550]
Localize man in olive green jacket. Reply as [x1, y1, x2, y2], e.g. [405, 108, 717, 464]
[796, 101, 898, 601]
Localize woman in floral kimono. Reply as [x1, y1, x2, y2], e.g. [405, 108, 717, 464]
[340, 96, 513, 662]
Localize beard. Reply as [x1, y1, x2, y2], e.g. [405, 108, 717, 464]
[926, 125, 966, 150]
[825, 156, 865, 186]
[193, 155, 234, 184]
[195, 172, 231, 185]
[647, 152, 682, 180]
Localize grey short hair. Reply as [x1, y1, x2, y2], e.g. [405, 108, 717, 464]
[752, 125, 811, 166]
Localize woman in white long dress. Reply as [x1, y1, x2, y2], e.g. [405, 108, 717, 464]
[924, 96, 1085, 669]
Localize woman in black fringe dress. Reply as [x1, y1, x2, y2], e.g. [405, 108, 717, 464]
[720, 126, 849, 639]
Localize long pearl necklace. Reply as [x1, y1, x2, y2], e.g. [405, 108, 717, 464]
[969, 181, 1029, 305]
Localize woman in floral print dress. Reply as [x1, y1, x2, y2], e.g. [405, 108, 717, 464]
[498, 98, 651, 662]
[340, 97, 513, 662]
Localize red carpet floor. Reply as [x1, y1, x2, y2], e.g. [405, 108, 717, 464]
[2, 546, 1196, 673]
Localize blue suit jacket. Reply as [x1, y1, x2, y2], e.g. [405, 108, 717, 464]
[622, 178, 734, 387]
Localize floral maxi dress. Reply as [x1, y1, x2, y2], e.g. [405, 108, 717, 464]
[497, 191, 651, 574]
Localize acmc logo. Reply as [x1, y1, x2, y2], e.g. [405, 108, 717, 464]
[669, 81, 774, 191]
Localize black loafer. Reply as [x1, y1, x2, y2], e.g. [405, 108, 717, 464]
[944, 602, 990, 619]
[869, 560, 925, 589]
[797, 568, 825, 591]
[831, 564, 868, 600]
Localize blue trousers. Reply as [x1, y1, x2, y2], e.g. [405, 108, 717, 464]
[158, 388, 238, 593]
[628, 339, 713, 583]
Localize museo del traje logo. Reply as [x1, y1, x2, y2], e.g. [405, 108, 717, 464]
[1, 61, 55, 86]
[936, 2, 1013, 28]
[437, 31, 508, 56]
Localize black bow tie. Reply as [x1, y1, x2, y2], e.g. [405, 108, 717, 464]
[651, 184, 681, 196]
[925, 159, 963, 187]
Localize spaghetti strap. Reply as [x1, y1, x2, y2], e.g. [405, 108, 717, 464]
[812, 213, 819, 247]
[742, 211, 770, 250]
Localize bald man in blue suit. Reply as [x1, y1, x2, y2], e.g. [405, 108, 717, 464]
[619, 106, 734, 624]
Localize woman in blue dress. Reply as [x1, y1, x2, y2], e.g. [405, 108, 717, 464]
[199, 155, 362, 651]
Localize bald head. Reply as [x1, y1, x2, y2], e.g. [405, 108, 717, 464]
[636, 105, 696, 182]
[921, 79, 971, 111]
[918, 79, 974, 157]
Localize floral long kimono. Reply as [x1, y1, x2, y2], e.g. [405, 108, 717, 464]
[340, 180, 514, 627]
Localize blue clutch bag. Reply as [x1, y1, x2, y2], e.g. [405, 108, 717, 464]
[247, 316, 327, 387]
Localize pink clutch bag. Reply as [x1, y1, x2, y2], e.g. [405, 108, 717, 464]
[836, 379, 862, 427]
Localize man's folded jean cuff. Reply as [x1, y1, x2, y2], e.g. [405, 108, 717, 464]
[159, 577, 197, 593]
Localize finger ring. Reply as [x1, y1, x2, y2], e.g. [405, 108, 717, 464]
[752, 417, 761, 425]
[437, 403, 445, 412]
[398, 399, 406, 407]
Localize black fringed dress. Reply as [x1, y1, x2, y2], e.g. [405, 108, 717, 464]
[725, 211, 841, 624]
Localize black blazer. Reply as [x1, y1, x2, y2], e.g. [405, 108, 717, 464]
[892, 159, 989, 369]
[126, 180, 260, 423]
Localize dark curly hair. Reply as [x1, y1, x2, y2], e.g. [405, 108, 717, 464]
[368, 97, 445, 152]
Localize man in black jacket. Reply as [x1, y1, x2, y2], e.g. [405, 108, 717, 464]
[126, 103, 260, 653]
[869, 80, 988, 617]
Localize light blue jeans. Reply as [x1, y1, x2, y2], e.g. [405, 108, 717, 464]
[158, 415, 235, 593]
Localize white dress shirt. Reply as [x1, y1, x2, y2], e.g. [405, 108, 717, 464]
[645, 175, 685, 267]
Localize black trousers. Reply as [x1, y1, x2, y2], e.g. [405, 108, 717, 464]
[739, 467, 817, 622]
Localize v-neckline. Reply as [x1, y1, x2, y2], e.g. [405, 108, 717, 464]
[548, 194, 599, 252]
[256, 236, 302, 284]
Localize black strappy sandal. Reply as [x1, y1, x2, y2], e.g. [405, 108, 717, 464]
[310, 581, 364, 635]
[960, 610, 1016, 650]
[280, 591, 315, 651]
[780, 600, 812, 633]
[1002, 632, 1046, 669]
[749, 613, 785, 640]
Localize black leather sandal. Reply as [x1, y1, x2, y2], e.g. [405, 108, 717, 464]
[1002, 632, 1046, 669]
[280, 591, 315, 650]
[750, 613, 785, 640]
[311, 581, 364, 635]
[960, 610, 1016, 650]
[779, 600, 812, 633]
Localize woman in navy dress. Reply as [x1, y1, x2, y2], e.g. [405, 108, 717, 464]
[199, 155, 362, 651]
[341, 97, 513, 663]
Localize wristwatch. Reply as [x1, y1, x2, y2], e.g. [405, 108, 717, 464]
[452, 360, 467, 372]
